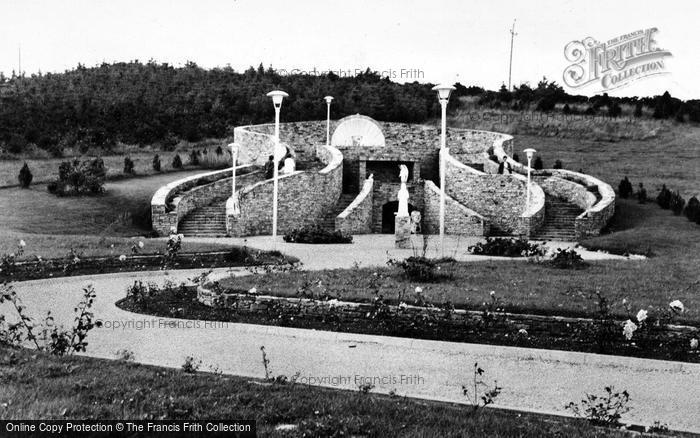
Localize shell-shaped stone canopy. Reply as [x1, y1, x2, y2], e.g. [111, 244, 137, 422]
[331, 114, 385, 147]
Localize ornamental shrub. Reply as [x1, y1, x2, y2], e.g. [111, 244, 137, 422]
[152, 154, 161, 171]
[172, 154, 183, 169]
[123, 156, 135, 174]
[469, 237, 545, 257]
[669, 191, 685, 215]
[656, 184, 671, 209]
[47, 157, 106, 196]
[283, 226, 352, 244]
[684, 196, 700, 224]
[18, 162, 33, 188]
[618, 177, 632, 199]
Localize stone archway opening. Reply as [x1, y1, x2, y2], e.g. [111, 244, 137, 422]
[381, 201, 417, 234]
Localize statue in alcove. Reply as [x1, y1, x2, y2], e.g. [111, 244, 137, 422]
[397, 165, 410, 217]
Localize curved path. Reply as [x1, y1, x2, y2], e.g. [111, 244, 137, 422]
[4, 237, 697, 433]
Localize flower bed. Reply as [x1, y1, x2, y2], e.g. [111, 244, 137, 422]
[0, 247, 297, 282]
[118, 282, 699, 363]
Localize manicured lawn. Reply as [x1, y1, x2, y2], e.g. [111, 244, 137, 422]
[214, 199, 700, 325]
[0, 346, 643, 437]
[0, 170, 235, 258]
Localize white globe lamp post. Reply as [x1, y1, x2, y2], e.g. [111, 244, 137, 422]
[228, 142, 240, 215]
[266, 90, 289, 239]
[324, 96, 333, 146]
[523, 148, 537, 209]
[432, 84, 455, 255]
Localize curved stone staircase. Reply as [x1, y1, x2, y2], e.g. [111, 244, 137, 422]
[532, 197, 583, 241]
[319, 193, 358, 231]
[178, 202, 227, 237]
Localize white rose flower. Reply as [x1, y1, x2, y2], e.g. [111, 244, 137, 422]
[622, 298, 628, 305]
[415, 286, 423, 294]
[18, 240, 26, 247]
[636, 309, 648, 323]
[138, 241, 144, 248]
[119, 254, 127, 262]
[398, 302, 408, 310]
[669, 300, 685, 313]
[177, 234, 184, 240]
[518, 328, 528, 336]
[622, 319, 637, 341]
[248, 287, 257, 294]
[327, 299, 339, 308]
[490, 291, 496, 297]
[170, 226, 177, 234]
[690, 338, 699, 350]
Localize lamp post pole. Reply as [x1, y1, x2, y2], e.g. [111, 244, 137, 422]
[266, 90, 289, 240]
[523, 148, 536, 209]
[432, 84, 455, 256]
[229, 142, 239, 214]
[324, 96, 333, 147]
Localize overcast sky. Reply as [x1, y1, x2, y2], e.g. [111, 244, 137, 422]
[0, 0, 696, 99]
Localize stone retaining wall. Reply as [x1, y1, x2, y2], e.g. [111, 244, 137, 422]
[444, 153, 544, 236]
[552, 170, 616, 239]
[422, 180, 488, 235]
[336, 176, 374, 234]
[537, 175, 597, 210]
[151, 166, 253, 236]
[227, 144, 343, 236]
[491, 138, 616, 239]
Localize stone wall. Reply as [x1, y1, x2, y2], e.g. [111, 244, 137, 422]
[336, 176, 374, 234]
[151, 166, 253, 236]
[444, 153, 543, 236]
[422, 180, 488, 235]
[227, 145, 343, 236]
[537, 176, 597, 210]
[491, 138, 616, 239]
[551, 170, 616, 240]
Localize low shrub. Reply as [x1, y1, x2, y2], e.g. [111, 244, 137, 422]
[189, 150, 200, 166]
[547, 248, 586, 269]
[47, 157, 106, 196]
[469, 237, 545, 257]
[172, 154, 183, 169]
[152, 154, 161, 171]
[18, 162, 33, 188]
[685, 196, 700, 224]
[553, 159, 563, 169]
[387, 256, 438, 282]
[565, 386, 630, 427]
[533, 156, 544, 170]
[669, 191, 685, 215]
[283, 226, 352, 244]
[123, 156, 135, 174]
[656, 184, 671, 209]
[618, 177, 633, 199]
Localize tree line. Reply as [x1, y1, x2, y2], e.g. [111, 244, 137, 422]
[0, 62, 449, 157]
[0, 62, 697, 157]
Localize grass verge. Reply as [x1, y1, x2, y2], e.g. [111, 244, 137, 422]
[0, 345, 653, 437]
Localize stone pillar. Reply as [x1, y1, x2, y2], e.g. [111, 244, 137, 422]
[413, 163, 420, 181]
[395, 216, 411, 249]
[358, 160, 367, 187]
